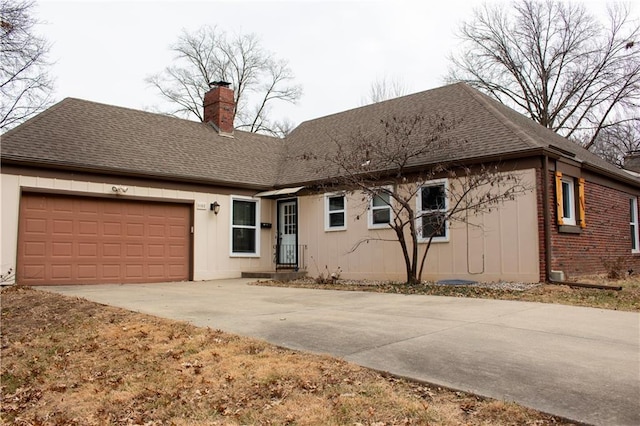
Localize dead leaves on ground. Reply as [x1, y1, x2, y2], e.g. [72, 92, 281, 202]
[1, 286, 574, 425]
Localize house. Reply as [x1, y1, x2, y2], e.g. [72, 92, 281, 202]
[2, 82, 639, 285]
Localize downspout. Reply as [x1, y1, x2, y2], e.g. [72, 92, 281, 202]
[542, 155, 552, 282]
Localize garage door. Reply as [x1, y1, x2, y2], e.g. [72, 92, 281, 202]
[17, 193, 191, 285]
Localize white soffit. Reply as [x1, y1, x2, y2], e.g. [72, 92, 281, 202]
[254, 186, 305, 198]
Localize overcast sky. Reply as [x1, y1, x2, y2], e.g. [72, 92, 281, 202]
[36, 0, 618, 127]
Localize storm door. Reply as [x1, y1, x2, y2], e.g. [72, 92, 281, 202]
[277, 199, 298, 268]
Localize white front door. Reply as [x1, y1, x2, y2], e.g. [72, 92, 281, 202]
[278, 200, 297, 266]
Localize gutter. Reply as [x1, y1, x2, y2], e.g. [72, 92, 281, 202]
[280, 147, 548, 189]
[0, 157, 273, 191]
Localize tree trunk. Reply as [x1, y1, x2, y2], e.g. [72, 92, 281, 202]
[394, 226, 414, 285]
[408, 213, 419, 285]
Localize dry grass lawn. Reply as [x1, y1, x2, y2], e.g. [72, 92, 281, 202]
[1, 286, 576, 425]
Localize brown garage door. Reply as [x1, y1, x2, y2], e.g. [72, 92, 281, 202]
[17, 193, 191, 285]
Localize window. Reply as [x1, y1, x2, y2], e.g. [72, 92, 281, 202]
[231, 197, 259, 256]
[555, 172, 586, 228]
[631, 198, 639, 253]
[561, 176, 576, 226]
[368, 189, 392, 229]
[417, 180, 448, 242]
[325, 193, 346, 231]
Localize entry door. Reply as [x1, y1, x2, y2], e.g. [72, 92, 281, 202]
[278, 200, 297, 266]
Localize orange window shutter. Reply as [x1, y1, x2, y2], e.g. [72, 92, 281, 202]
[578, 178, 586, 228]
[555, 171, 564, 225]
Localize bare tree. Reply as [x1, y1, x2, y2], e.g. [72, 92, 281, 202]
[0, 0, 54, 131]
[591, 120, 640, 167]
[361, 75, 409, 105]
[305, 114, 530, 284]
[447, 0, 639, 152]
[147, 26, 302, 137]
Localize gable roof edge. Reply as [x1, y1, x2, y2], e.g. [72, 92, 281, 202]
[1, 98, 71, 137]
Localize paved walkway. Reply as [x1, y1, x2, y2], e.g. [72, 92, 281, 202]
[42, 279, 640, 426]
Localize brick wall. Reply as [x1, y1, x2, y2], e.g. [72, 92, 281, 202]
[542, 170, 640, 278]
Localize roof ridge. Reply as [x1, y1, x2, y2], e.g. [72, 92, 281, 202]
[53, 97, 281, 142]
[458, 84, 543, 150]
[66, 97, 212, 127]
[292, 83, 462, 128]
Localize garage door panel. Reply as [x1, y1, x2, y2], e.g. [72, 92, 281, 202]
[23, 195, 46, 211]
[102, 264, 121, 278]
[78, 200, 99, 214]
[23, 264, 45, 280]
[17, 194, 191, 285]
[127, 243, 144, 257]
[103, 222, 121, 236]
[52, 242, 73, 257]
[103, 243, 121, 257]
[51, 198, 73, 213]
[51, 264, 72, 279]
[79, 220, 99, 236]
[148, 224, 165, 237]
[168, 264, 186, 277]
[170, 225, 188, 238]
[25, 218, 46, 234]
[126, 223, 144, 236]
[77, 264, 97, 279]
[148, 264, 165, 278]
[169, 244, 187, 258]
[148, 244, 165, 257]
[125, 264, 144, 278]
[102, 202, 123, 214]
[52, 219, 73, 235]
[78, 242, 98, 257]
[24, 241, 46, 256]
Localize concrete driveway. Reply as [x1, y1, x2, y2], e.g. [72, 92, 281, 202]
[43, 279, 639, 426]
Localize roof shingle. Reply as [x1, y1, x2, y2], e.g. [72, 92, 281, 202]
[276, 83, 638, 186]
[1, 98, 284, 189]
[2, 83, 637, 190]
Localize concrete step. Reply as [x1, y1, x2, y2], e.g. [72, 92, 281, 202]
[241, 270, 307, 282]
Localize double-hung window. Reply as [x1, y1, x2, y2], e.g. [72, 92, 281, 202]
[631, 198, 639, 253]
[417, 180, 448, 242]
[325, 193, 346, 231]
[231, 197, 260, 256]
[368, 189, 392, 229]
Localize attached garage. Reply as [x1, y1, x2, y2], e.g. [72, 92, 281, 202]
[17, 193, 192, 285]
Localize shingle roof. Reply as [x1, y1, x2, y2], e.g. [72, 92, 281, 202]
[2, 83, 638, 190]
[276, 83, 639, 187]
[0, 98, 284, 189]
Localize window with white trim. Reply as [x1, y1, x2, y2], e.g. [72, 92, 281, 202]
[325, 193, 346, 231]
[417, 180, 448, 242]
[631, 198, 639, 253]
[555, 172, 586, 228]
[561, 176, 576, 226]
[368, 189, 392, 229]
[231, 197, 260, 256]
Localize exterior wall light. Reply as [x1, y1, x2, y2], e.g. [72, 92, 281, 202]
[211, 201, 220, 215]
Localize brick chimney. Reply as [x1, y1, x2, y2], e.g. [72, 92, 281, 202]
[624, 151, 640, 173]
[203, 81, 235, 134]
